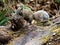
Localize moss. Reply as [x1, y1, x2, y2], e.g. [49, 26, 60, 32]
[50, 24, 60, 35]
[7, 42, 13, 45]
[41, 35, 51, 43]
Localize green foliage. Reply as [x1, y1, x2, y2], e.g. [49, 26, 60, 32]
[0, 43, 3, 45]
[0, 10, 9, 26]
[55, 0, 60, 3]
[3, 0, 9, 4]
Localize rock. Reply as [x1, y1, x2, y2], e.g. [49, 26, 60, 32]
[33, 10, 49, 22]
[8, 25, 51, 45]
